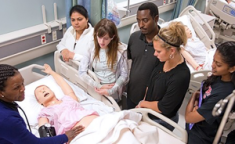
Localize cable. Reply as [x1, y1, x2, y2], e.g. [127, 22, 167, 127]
[102, 95, 113, 104]
[17, 105, 32, 133]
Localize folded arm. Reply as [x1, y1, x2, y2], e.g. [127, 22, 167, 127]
[185, 91, 204, 123]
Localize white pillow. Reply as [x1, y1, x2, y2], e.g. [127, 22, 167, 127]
[160, 15, 197, 38]
[17, 75, 88, 126]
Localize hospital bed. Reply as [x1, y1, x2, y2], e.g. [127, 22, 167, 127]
[212, 90, 235, 144]
[207, 0, 235, 42]
[17, 51, 188, 143]
[130, 6, 216, 50]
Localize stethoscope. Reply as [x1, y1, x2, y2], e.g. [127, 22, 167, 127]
[16, 103, 32, 133]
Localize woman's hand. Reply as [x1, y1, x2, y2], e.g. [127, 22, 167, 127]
[95, 88, 109, 95]
[136, 100, 144, 108]
[42, 64, 54, 75]
[65, 125, 84, 143]
[61, 49, 70, 62]
[100, 83, 115, 89]
[192, 91, 200, 105]
[68, 51, 75, 60]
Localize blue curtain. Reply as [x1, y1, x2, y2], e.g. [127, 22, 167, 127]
[65, 0, 72, 28]
[65, 0, 91, 28]
[102, 0, 107, 18]
[187, 0, 197, 6]
[171, 0, 183, 19]
[77, 0, 91, 19]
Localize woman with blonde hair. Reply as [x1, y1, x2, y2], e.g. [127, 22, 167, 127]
[79, 18, 128, 101]
[136, 22, 190, 131]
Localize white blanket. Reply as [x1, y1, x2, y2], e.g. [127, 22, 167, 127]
[71, 110, 184, 144]
[80, 96, 114, 116]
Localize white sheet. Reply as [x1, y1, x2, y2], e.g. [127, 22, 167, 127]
[71, 110, 184, 144]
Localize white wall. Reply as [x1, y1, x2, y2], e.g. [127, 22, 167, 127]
[0, 0, 65, 35]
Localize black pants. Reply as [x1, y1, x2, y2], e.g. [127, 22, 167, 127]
[226, 130, 235, 144]
[126, 97, 137, 109]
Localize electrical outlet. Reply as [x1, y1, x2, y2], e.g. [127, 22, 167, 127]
[163, 0, 166, 5]
[41, 34, 46, 44]
[52, 31, 57, 41]
[63, 27, 67, 36]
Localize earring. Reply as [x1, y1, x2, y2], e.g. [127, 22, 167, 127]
[169, 54, 174, 59]
[1, 95, 4, 98]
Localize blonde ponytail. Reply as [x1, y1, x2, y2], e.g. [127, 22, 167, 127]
[153, 21, 187, 51]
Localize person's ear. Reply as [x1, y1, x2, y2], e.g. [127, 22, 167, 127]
[0, 91, 5, 98]
[229, 66, 235, 73]
[154, 15, 159, 24]
[170, 47, 176, 54]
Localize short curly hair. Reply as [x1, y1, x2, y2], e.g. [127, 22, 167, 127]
[0, 64, 18, 91]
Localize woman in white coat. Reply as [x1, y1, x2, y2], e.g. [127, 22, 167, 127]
[57, 5, 94, 62]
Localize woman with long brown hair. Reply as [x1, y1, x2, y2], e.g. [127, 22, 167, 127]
[79, 18, 128, 101]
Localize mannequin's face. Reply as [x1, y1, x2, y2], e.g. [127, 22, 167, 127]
[35, 85, 55, 106]
[185, 26, 192, 38]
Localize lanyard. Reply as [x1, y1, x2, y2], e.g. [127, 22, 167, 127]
[189, 82, 204, 130]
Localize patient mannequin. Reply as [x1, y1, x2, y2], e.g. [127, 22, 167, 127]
[35, 64, 99, 135]
[35, 64, 157, 144]
[181, 25, 215, 71]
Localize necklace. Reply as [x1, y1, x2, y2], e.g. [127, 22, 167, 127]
[163, 55, 183, 72]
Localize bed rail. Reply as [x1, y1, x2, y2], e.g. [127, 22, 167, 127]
[188, 70, 211, 93]
[131, 108, 187, 143]
[54, 51, 121, 111]
[19, 64, 45, 85]
[180, 6, 216, 49]
[213, 90, 235, 144]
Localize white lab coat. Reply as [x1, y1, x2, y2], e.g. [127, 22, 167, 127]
[57, 23, 94, 61]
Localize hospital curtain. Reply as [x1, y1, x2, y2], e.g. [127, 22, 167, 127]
[90, 0, 103, 26]
[187, 0, 197, 6]
[65, 0, 72, 28]
[171, 0, 183, 19]
[65, 0, 91, 28]
[77, 0, 91, 20]
[102, 0, 107, 18]
[65, 0, 102, 28]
